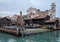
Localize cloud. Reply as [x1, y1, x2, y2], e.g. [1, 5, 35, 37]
[0, 0, 60, 17]
[0, 11, 17, 16]
[29, 0, 46, 6]
[30, 0, 40, 6]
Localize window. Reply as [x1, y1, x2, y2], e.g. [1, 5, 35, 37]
[29, 16, 31, 18]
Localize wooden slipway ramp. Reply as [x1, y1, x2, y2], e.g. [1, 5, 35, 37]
[0, 27, 20, 36]
[24, 28, 50, 36]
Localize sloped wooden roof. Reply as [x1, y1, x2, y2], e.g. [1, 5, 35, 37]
[46, 18, 59, 23]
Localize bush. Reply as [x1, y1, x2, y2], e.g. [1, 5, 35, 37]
[42, 25, 47, 29]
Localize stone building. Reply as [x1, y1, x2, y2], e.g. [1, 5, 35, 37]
[48, 3, 56, 20]
[11, 15, 18, 22]
[17, 11, 24, 26]
[26, 3, 56, 20]
[10, 11, 24, 26]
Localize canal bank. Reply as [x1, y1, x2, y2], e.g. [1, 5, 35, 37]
[0, 30, 60, 42]
[0, 27, 20, 36]
[0, 27, 55, 37]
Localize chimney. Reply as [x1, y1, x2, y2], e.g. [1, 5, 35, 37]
[20, 11, 22, 16]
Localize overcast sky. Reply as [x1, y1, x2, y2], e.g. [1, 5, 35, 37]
[0, 0, 60, 17]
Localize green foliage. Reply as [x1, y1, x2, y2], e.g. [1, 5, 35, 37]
[42, 25, 48, 29]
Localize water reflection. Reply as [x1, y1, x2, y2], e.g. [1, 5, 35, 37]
[0, 30, 60, 42]
[57, 31, 60, 42]
[8, 39, 17, 42]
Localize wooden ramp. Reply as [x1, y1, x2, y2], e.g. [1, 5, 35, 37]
[0, 27, 20, 36]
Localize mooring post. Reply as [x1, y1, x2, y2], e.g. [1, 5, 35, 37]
[16, 28, 19, 36]
[21, 26, 25, 37]
[22, 27, 24, 37]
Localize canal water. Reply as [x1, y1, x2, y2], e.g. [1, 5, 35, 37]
[0, 30, 60, 42]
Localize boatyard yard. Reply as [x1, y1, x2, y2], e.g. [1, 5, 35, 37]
[0, 27, 51, 36]
[0, 0, 60, 42]
[0, 3, 60, 37]
[0, 26, 59, 36]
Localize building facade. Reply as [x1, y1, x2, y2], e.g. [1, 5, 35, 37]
[26, 3, 56, 20]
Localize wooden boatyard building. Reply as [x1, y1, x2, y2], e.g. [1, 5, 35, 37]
[0, 3, 60, 36]
[23, 3, 59, 29]
[0, 3, 60, 30]
[24, 14, 50, 27]
[45, 18, 59, 29]
[0, 17, 12, 27]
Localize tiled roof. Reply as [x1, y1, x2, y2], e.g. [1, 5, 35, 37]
[24, 11, 49, 20]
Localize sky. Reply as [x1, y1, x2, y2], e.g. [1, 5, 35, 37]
[0, 0, 60, 17]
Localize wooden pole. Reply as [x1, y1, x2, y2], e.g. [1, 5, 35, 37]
[16, 28, 19, 36]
